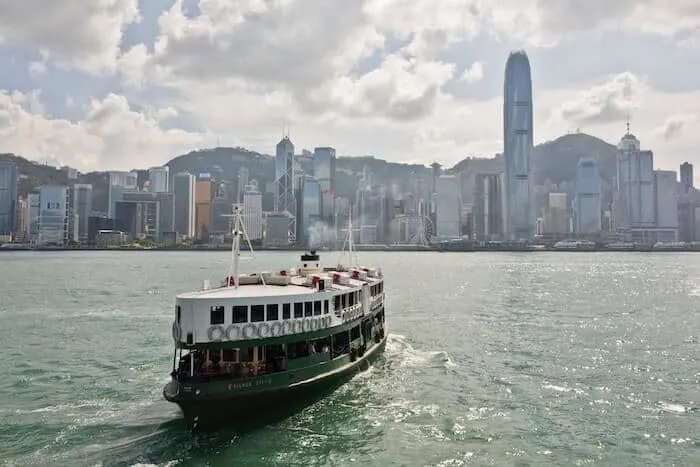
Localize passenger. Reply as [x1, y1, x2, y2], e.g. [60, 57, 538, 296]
[321, 344, 330, 353]
[307, 342, 316, 355]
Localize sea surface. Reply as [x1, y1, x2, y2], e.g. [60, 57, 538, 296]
[0, 251, 698, 466]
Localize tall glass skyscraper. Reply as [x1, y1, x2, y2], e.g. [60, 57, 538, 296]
[0, 162, 18, 235]
[503, 50, 534, 240]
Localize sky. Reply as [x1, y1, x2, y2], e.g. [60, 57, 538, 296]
[0, 0, 699, 174]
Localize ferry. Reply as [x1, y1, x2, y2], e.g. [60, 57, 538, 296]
[552, 240, 596, 251]
[163, 206, 387, 431]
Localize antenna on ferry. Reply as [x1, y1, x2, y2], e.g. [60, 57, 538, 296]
[224, 204, 264, 288]
[339, 208, 359, 268]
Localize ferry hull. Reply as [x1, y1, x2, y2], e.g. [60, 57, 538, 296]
[165, 335, 387, 431]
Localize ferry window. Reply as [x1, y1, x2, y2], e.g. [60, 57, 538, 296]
[210, 306, 225, 325]
[233, 305, 248, 323]
[222, 348, 237, 362]
[304, 301, 313, 317]
[176, 305, 181, 323]
[267, 304, 279, 321]
[334, 296, 340, 310]
[349, 293, 355, 306]
[313, 301, 322, 316]
[350, 326, 361, 340]
[294, 302, 303, 318]
[323, 300, 329, 314]
[283, 303, 291, 320]
[251, 305, 265, 322]
[342, 294, 347, 307]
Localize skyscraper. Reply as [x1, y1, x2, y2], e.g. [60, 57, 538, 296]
[173, 172, 196, 239]
[0, 162, 18, 235]
[574, 158, 602, 234]
[72, 184, 93, 243]
[313, 147, 336, 224]
[148, 166, 170, 193]
[615, 129, 655, 229]
[680, 162, 693, 193]
[275, 135, 296, 238]
[503, 50, 534, 240]
[243, 181, 263, 241]
[435, 175, 461, 239]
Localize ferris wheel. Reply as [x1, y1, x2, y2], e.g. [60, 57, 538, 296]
[396, 214, 435, 245]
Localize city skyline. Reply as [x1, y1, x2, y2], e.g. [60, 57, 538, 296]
[0, 2, 698, 175]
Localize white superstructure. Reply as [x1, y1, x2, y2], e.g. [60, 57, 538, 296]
[171, 207, 384, 346]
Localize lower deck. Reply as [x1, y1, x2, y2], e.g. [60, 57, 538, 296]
[167, 306, 386, 398]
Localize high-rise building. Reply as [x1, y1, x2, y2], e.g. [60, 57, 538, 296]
[574, 158, 602, 234]
[173, 172, 196, 239]
[680, 162, 693, 193]
[473, 173, 503, 240]
[275, 135, 296, 237]
[237, 166, 249, 202]
[72, 184, 93, 243]
[435, 174, 461, 239]
[27, 193, 39, 240]
[654, 170, 678, 233]
[546, 192, 569, 235]
[108, 171, 138, 218]
[296, 176, 321, 246]
[37, 186, 69, 246]
[243, 181, 263, 241]
[313, 147, 336, 224]
[615, 130, 655, 229]
[148, 166, 170, 193]
[0, 161, 18, 235]
[503, 50, 534, 240]
[195, 179, 214, 240]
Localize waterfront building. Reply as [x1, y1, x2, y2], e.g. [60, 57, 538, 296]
[503, 50, 534, 240]
[574, 158, 602, 234]
[0, 162, 18, 236]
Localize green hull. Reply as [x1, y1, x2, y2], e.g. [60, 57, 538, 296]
[164, 334, 388, 431]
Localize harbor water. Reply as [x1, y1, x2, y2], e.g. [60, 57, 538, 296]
[0, 251, 698, 466]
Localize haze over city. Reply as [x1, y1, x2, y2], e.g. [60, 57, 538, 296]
[0, 1, 699, 173]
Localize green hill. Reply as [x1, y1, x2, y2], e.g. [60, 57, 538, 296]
[1, 133, 621, 200]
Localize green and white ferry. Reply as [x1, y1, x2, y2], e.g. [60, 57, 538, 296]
[163, 206, 387, 430]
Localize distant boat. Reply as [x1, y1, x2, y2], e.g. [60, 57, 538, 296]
[552, 240, 596, 251]
[163, 207, 388, 431]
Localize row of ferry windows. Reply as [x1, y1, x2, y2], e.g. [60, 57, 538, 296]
[209, 300, 330, 325]
[371, 282, 384, 296]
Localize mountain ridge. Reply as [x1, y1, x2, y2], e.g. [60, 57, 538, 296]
[1, 132, 620, 202]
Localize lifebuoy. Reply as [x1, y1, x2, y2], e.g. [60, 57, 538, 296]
[258, 322, 270, 338]
[242, 323, 257, 340]
[225, 324, 240, 341]
[172, 321, 182, 341]
[271, 321, 283, 337]
[207, 325, 225, 342]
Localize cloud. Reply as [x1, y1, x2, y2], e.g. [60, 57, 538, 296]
[0, 90, 207, 171]
[0, 0, 139, 72]
[460, 61, 484, 84]
[654, 114, 699, 140]
[556, 72, 645, 125]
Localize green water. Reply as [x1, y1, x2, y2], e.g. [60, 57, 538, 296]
[0, 251, 698, 466]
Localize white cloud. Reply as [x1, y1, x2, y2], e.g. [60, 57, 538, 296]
[0, 90, 207, 171]
[653, 114, 699, 141]
[555, 72, 645, 125]
[0, 0, 139, 72]
[461, 62, 484, 84]
[0, 0, 699, 177]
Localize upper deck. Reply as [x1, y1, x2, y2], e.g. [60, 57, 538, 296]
[171, 250, 385, 347]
